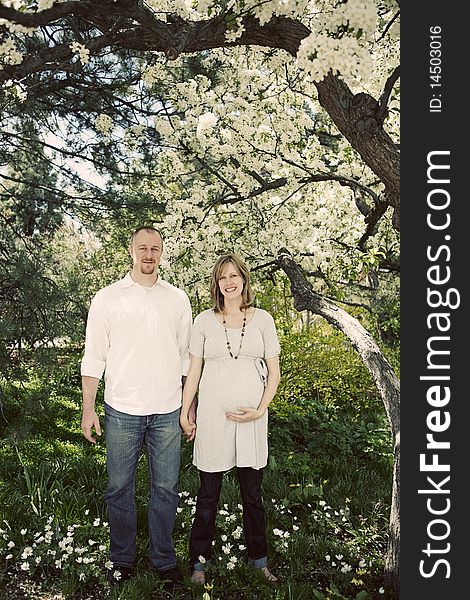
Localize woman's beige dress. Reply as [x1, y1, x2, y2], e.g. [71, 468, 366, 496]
[190, 308, 280, 472]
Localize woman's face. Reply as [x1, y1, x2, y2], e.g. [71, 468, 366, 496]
[217, 261, 244, 301]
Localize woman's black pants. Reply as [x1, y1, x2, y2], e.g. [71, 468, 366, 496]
[189, 467, 268, 567]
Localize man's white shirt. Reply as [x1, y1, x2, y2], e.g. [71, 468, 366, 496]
[81, 273, 192, 415]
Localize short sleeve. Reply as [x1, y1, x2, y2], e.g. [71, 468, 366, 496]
[262, 312, 280, 358]
[189, 313, 206, 358]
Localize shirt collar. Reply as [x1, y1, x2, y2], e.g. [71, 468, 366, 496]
[117, 272, 163, 289]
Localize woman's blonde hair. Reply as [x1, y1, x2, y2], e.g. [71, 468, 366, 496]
[210, 253, 254, 313]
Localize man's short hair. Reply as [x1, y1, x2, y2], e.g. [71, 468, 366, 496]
[130, 226, 164, 246]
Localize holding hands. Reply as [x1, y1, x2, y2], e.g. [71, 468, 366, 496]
[180, 414, 196, 441]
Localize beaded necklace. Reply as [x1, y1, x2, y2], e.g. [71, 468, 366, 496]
[222, 308, 246, 359]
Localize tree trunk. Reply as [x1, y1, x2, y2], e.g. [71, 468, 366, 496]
[277, 249, 400, 597]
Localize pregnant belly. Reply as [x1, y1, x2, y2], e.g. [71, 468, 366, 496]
[199, 360, 264, 412]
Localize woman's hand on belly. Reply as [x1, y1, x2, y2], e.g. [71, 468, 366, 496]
[226, 406, 265, 422]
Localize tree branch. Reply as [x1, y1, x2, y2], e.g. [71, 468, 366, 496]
[1, 3, 400, 228]
[377, 66, 400, 123]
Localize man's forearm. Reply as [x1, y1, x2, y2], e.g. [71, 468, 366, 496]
[82, 376, 100, 412]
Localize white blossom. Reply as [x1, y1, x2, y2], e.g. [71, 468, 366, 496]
[196, 112, 218, 138]
[38, 0, 55, 10]
[95, 114, 113, 136]
[0, 37, 23, 65]
[69, 41, 90, 65]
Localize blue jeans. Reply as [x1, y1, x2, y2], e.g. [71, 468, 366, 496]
[104, 403, 181, 571]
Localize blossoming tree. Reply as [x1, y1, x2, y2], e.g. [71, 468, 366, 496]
[0, 0, 400, 594]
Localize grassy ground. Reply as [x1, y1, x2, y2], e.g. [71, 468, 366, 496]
[0, 365, 393, 600]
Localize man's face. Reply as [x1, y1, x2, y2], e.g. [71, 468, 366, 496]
[129, 230, 163, 275]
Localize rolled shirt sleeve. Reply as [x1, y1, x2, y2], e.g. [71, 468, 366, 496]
[80, 291, 109, 379]
[179, 292, 193, 376]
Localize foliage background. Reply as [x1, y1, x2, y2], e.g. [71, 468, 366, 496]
[0, 1, 400, 598]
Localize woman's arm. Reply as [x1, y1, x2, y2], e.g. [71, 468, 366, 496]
[180, 354, 203, 440]
[226, 355, 280, 423]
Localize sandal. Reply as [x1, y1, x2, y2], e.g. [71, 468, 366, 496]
[190, 569, 206, 584]
[260, 566, 278, 582]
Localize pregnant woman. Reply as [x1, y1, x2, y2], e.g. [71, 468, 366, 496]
[180, 253, 281, 584]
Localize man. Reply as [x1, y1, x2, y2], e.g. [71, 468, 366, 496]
[81, 226, 192, 587]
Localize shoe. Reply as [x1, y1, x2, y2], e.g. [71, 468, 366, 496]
[155, 565, 184, 587]
[107, 565, 133, 586]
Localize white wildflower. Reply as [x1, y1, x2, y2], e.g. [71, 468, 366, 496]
[21, 547, 33, 559]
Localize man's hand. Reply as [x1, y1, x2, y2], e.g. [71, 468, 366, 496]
[81, 409, 102, 444]
[180, 415, 196, 442]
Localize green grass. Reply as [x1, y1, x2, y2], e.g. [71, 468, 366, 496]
[0, 368, 394, 600]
